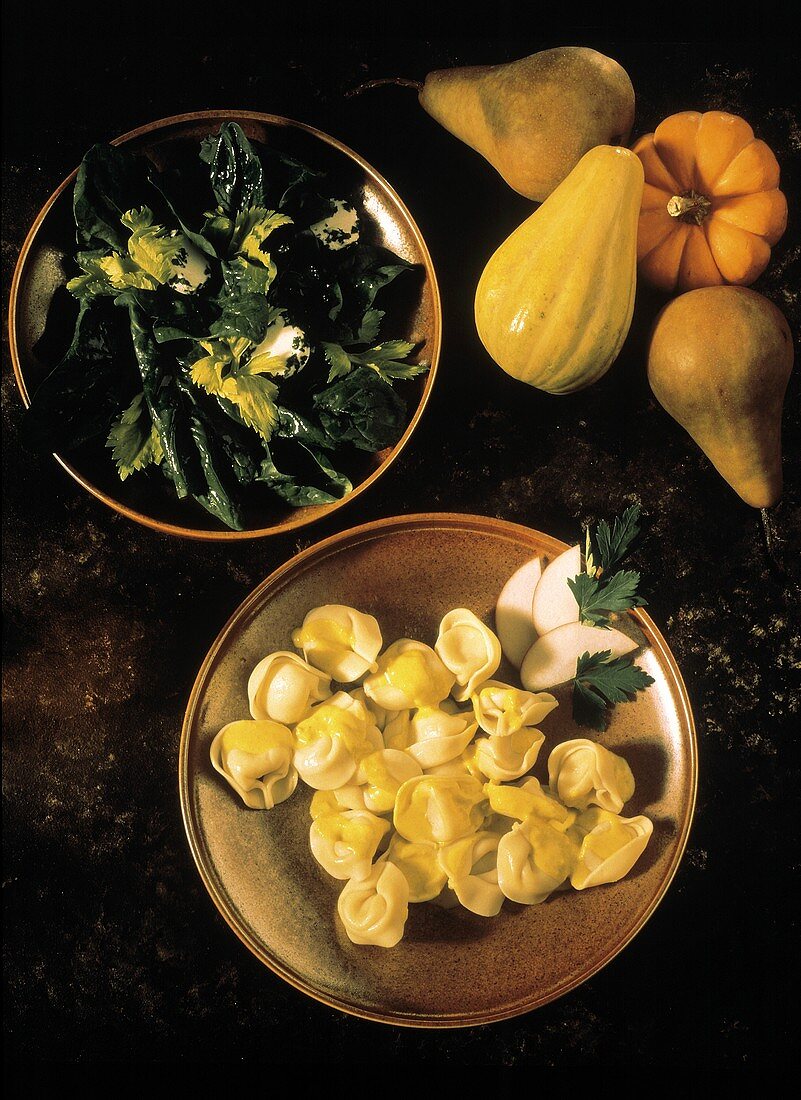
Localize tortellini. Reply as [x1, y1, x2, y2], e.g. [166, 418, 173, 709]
[363, 639, 455, 710]
[310, 786, 369, 816]
[382, 708, 413, 750]
[548, 739, 636, 814]
[386, 834, 447, 902]
[438, 831, 504, 917]
[210, 719, 297, 810]
[485, 775, 575, 828]
[474, 726, 545, 782]
[337, 859, 410, 948]
[497, 815, 579, 905]
[248, 651, 330, 725]
[309, 808, 390, 881]
[393, 775, 487, 846]
[354, 749, 423, 813]
[293, 693, 383, 790]
[292, 604, 382, 682]
[435, 608, 502, 702]
[570, 808, 653, 890]
[349, 687, 393, 732]
[424, 741, 485, 781]
[211, 599, 651, 948]
[403, 706, 478, 769]
[473, 682, 558, 738]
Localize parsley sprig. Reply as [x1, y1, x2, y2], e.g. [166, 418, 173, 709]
[567, 503, 647, 628]
[588, 503, 644, 576]
[572, 650, 656, 732]
[566, 504, 654, 730]
[567, 569, 646, 628]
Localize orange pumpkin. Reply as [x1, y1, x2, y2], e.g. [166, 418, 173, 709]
[632, 111, 787, 293]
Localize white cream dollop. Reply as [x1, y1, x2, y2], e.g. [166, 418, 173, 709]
[249, 309, 310, 376]
[310, 199, 360, 250]
[167, 235, 212, 294]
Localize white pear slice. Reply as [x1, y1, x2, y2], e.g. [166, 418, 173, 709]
[494, 556, 542, 667]
[530, 544, 582, 636]
[520, 621, 638, 692]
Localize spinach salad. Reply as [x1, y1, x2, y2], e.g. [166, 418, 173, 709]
[25, 123, 429, 530]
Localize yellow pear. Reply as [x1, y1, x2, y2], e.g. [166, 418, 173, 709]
[474, 145, 644, 394]
[647, 287, 794, 508]
[419, 46, 635, 201]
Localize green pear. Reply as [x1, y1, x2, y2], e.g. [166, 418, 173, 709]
[419, 46, 635, 201]
[647, 286, 795, 509]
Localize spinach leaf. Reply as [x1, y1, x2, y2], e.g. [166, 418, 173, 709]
[73, 143, 158, 253]
[117, 301, 245, 528]
[148, 171, 219, 260]
[313, 368, 406, 452]
[270, 232, 343, 334]
[209, 288, 271, 344]
[24, 297, 136, 452]
[150, 286, 216, 344]
[191, 392, 261, 486]
[118, 291, 190, 498]
[200, 122, 264, 217]
[257, 147, 325, 212]
[180, 383, 245, 530]
[257, 440, 351, 507]
[340, 246, 416, 316]
[276, 406, 334, 450]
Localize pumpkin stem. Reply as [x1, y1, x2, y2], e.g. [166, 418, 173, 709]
[667, 191, 713, 225]
[345, 77, 423, 98]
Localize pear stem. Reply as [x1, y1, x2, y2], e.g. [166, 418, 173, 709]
[345, 77, 423, 98]
[667, 191, 713, 225]
[759, 507, 801, 600]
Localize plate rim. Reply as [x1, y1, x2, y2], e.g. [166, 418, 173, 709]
[179, 511, 698, 1027]
[8, 109, 442, 541]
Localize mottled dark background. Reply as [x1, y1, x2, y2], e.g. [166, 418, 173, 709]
[3, 4, 800, 1071]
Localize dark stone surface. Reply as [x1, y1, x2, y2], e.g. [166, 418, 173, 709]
[3, 9, 800, 1069]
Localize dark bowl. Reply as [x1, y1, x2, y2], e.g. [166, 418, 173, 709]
[9, 110, 442, 540]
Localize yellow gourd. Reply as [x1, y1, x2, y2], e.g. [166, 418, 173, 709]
[474, 145, 644, 394]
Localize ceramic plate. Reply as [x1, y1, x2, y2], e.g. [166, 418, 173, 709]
[180, 514, 697, 1026]
[9, 110, 441, 539]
